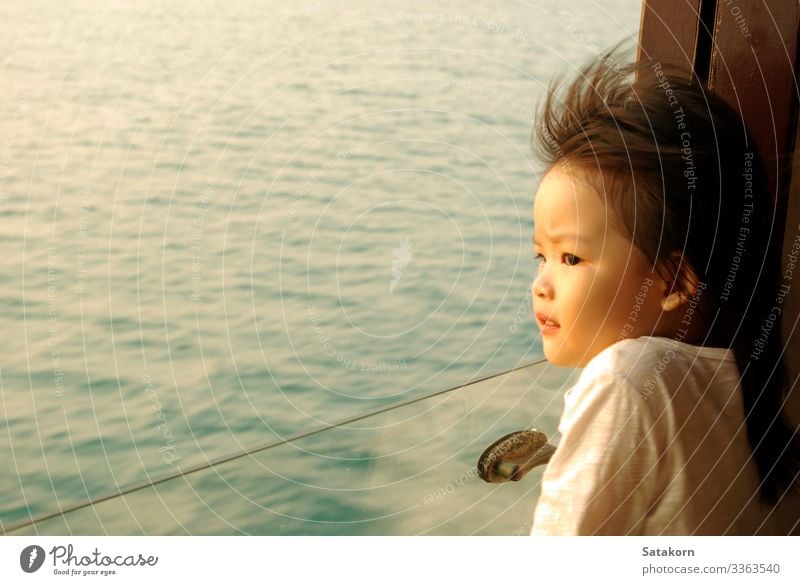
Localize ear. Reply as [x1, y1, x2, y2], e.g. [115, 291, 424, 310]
[659, 252, 699, 312]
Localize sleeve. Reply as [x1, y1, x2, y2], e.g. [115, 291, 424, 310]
[531, 371, 664, 535]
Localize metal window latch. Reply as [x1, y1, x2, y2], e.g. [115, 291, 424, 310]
[477, 429, 556, 483]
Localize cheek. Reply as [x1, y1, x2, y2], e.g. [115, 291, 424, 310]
[577, 298, 611, 331]
[578, 271, 636, 325]
[568, 271, 605, 308]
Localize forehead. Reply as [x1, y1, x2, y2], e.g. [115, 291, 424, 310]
[533, 166, 610, 238]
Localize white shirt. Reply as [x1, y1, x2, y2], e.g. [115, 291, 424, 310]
[531, 336, 776, 535]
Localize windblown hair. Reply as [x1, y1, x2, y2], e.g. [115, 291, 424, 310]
[533, 48, 800, 505]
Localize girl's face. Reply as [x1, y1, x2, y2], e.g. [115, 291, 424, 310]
[531, 166, 669, 367]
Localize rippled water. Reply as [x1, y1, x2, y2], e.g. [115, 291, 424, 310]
[0, 0, 640, 530]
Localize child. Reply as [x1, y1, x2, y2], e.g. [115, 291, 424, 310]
[528, 50, 800, 535]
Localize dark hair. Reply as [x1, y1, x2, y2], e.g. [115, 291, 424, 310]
[533, 48, 800, 505]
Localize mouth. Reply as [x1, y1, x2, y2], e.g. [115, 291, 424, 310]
[535, 311, 560, 334]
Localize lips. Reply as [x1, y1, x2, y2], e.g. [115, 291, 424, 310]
[535, 311, 560, 333]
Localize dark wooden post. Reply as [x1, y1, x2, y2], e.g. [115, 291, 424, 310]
[638, 0, 800, 535]
[637, 0, 703, 75]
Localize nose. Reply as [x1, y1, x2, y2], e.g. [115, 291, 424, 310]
[532, 264, 554, 300]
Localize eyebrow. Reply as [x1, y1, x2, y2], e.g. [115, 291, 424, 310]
[532, 232, 590, 246]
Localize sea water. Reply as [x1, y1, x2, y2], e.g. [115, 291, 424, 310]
[0, 0, 639, 531]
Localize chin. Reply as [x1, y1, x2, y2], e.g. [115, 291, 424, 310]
[547, 355, 581, 368]
[543, 346, 575, 368]
[542, 343, 591, 368]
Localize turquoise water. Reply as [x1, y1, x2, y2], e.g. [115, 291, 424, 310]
[0, 0, 639, 531]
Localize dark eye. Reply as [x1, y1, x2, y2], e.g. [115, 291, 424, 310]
[562, 253, 581, 266]
[534, 253, 546, 264]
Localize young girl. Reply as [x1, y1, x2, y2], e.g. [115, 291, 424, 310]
[528, 51, 800, 535]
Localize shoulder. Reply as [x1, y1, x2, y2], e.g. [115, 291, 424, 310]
[584, 336, 672, 381]
[568, 337, 660, 400]
[576, 336, 737, 408]
[554, 339, 674, 471]
[562, 339, 655, 423]
[565, 337, 683, 416]
[586, 335, 733, 385]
